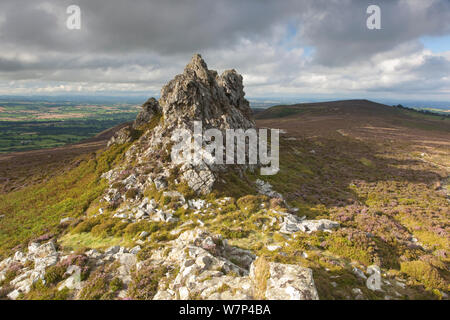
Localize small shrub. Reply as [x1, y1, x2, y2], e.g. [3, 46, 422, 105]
[79, 268, 110, 300]
[1, 262, 23, 285]
[219, 227, 250, 239]
[109, 277, 123, 292]
[237, 195, 261, 214]
[127, 265, 167, 300]
[124, 221, 158, 238]
[125, 188, 139, 200]
[400, 260, 448, 291]
[91, 220, 119, 237]
[22, 280, 71, 300]
[44, 265, 67, 285]
[71, 217, 102, 234]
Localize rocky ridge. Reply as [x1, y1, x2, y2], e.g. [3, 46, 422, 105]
[0, 55, 421, 301]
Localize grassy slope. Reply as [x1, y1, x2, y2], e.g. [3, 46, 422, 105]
[0, 99, 448, 299]
[0, 143, 130, 257]
[251, 100, 449, 298]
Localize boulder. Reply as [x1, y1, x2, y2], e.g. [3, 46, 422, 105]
[250, 258, 319, 300]
[280, 214, 339, 234]
[133, 97, 160, 129]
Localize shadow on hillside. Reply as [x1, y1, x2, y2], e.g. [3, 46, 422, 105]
[260, 136, 445, 211]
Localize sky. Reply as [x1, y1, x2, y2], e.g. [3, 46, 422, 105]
[0, 0, 449, 103]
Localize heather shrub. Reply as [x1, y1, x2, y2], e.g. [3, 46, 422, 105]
[0, 285, 13, 299]
[44, 265, 67, 285]
[326, 229, 377, 266]
[59, 254, 90, 280]
[127, 265, 167, 300]
[78, 268, 110, 300]
[125, 188, 139, 200]
[91, 219, 119, 237]
[269, 197, 284, 209]
[124, 221, 159, 238]
[23, 280, 71, 300]
[109, 277, 123, 292]
[400, 260, 448, 291]
[237, 195, 261, 214]
[71, 217, 102, 234]
[1, 262, 23, 285]
[218, 227, 250, 239]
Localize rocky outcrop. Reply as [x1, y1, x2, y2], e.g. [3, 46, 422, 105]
[0, 241, 59, 298]
[149, 228, 321, 300]
[0, 229, 321, 300]
[250, 258, 319, 300]
[133, 97, 160, 129]
[105, 54, 256, 195]
[107, 126, 134, 147]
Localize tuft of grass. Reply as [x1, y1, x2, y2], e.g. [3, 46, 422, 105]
[252, 257, 271, 300]
[236, 195, 261, 214]
[127, 264, 167, 300]
[400, 260, 449, 291]
[59, 232, 130, 252]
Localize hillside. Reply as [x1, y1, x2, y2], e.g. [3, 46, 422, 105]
[0, 57, 449, 300]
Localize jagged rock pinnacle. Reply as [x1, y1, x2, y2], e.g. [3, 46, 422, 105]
[183, 54, 212, 81]
[108, 54, 255, 194]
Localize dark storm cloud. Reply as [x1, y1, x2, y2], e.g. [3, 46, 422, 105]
[1, 0, 448, 59]
[298, 0, 450, 66]
[0, 0, 293, 54]
[0, 0, 448, 96]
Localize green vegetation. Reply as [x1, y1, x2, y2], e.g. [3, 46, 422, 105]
[0, 100, 140, 153]
[401, 260, 449, 291]
[0, 142, 130, 257]
[127, 265, 167, 300]
[0, 98, 448, 300]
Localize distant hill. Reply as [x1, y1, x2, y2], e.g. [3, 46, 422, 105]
[255, 99, 446, 119]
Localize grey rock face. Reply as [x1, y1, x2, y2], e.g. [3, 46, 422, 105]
[261, 262, 319, 300]
[133, 97, 160, 129]
[108, 126, 134, 147]
[105, 54, 256, 195]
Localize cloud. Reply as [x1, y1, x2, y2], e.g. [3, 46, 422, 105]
[0, 0, 448, 99]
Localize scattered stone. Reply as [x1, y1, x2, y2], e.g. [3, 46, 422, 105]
[352, 288, 364, 300]
[353, 267, 367, 279]
[58, 273, 81, 291]
[250, 259, 319, 300]
[366, 265, 382, 291]
[130, 245, 141, 254]
[7, 289, 21, 300]
[105, 246, 120, 255]
[113, 213, 128, 219]
[60, 217, 74, 224]
[255, 179, 283, 199]
[280, 214, 339, 234]
[139, 231, 149, 239]
[267, 245, 281, 252]
[179, 286, 190, 300]
[163, 191, 186, 204]
[188, 199, 207, 210]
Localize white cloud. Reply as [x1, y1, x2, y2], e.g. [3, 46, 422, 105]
[0, 0, 448, 101]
